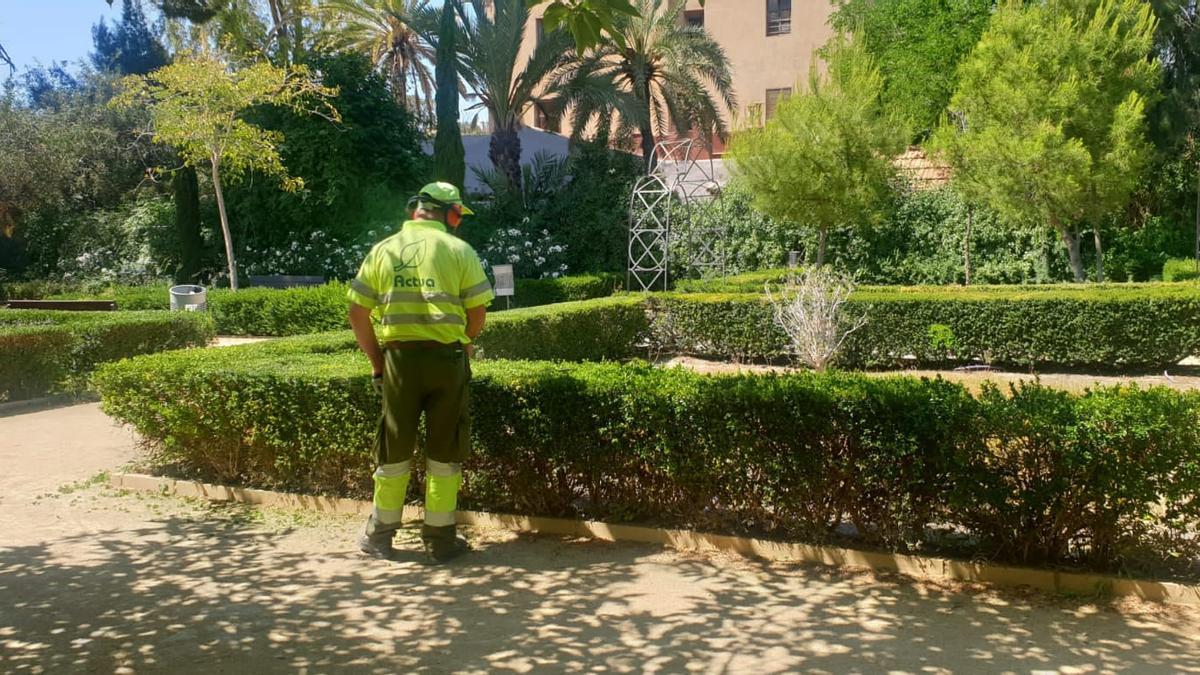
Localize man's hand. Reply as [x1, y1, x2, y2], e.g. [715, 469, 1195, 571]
[464, 343, 475, 359]
[349, 303, 385, 377]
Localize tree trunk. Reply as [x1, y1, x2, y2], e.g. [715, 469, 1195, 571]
[267, 0, 289, 66]
[1093, 229, 1105, 283]
[172, 165, 204, 284]
[210, 159, 238, 291]
[1060, 227, 1085, 282]
[1194, 157, 1199, 270]
[640, 122, 657, 173]
[489, 124, 522, 191]
[964, 205, 973, 286]
[639, 76, 656, 172]
[816, 227, 828, 267]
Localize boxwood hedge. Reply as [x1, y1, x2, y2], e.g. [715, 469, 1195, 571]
[649, 286, 1200, 370]
[4, 274, 624, 335]
[94, 334, 1200, 575]
[0, 309, 214, 402]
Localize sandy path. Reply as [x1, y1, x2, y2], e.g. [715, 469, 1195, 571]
[662, 356, 1200, 394]
[2, 404, 1198, 674]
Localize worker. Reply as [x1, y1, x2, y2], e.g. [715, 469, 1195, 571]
[347, 181, 494, 564]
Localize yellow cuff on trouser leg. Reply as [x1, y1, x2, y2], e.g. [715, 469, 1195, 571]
[367, 461, 411, 536]
[424, 459, 461, 529]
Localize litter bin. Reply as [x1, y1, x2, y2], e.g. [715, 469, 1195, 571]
[169, 285, 207, 312]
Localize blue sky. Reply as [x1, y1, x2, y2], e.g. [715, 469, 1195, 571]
[0, 0, 484, 122]
[1, 0, 122, 73]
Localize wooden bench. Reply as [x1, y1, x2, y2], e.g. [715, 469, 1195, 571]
[247, 275, 326, 289]
[3, 299, 118, 311]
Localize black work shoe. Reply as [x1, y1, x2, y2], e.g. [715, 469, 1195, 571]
[359, 533, 395, 560]
[424, 536, 471, 564]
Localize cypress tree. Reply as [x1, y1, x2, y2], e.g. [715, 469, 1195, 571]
[433, 2, 466, 189]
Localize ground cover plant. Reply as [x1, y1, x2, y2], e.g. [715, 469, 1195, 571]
[0, 309, 213, 402]
[95, 323, 1200, 579]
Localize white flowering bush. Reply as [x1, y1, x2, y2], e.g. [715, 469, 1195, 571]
[242, 228, 386, 279]
[56, 197, 172, 287]
[481, 218, 570, 279]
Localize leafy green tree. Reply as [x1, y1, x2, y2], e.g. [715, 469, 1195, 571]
[226, 51, 426, 257]
[729, 34, 907, 266]
[459, 0, 575, 188]
[433, 1, 465, 189]
[319, 0, 437, 117]
[527, 0, 639, 51]
[933, 0, 1160, 282]
[555, 0, 734, 166]
[1145, 0, 1200, 148]
[829, 0, 993, 139]
[92, 0, 171, 76]
[112, 54, 339, 289]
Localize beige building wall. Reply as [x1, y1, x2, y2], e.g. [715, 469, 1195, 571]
[518, 0, 835, 153]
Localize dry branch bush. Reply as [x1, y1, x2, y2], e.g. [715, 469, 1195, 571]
[766, 267, 867, 371]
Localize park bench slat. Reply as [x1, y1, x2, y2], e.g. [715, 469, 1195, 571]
[4, 300, 118, 311]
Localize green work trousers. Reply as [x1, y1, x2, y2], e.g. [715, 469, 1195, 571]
[365, 344, 471, 549]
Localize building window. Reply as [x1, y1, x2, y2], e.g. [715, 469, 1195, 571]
[536, 18, 545, 46]
[765, 87, 792, 121]
[684, 9, 704, 28]
[534, 99, 562, 133]
[767, 0, 791, 36]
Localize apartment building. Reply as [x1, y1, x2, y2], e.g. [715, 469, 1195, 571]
[519, 0, 835, 155]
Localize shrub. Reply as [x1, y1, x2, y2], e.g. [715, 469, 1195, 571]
[94, 339, 1200, 575]
[766, 267, 867, 371]
[0, 309, 214, 401]
[508, 273, 623, 308]
[208, 284, 350, 336]
[650, 284, 1200, 369]
[477, 297, 649, 361]
[16, 274, 626, 335]
[1163, 257, 1200, 282]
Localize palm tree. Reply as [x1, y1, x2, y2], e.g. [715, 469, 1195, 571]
[555, 0, 735, 167]
[320, 0, 437, 119]
[458, 0, 575, 189]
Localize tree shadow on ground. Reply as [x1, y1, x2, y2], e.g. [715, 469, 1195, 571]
[1, 514, 1197, 673]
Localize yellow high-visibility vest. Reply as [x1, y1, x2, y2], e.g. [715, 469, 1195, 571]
[348, 219, 494, 343]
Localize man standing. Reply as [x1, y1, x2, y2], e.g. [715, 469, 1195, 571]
[347, 182, 494, 563]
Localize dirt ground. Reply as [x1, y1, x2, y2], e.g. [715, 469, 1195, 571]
[2, 403, 1199, 674]
[661, 356, 1200, 394]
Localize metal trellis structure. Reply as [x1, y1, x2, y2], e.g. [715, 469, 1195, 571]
[627, 139, 726, 292]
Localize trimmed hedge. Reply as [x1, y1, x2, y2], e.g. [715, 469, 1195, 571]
[648, 286, 1200, 370]
[1164, 257, 1200, 282]
[94, 337, 1200, 575]
[507, 273, 624, 308]
[6, 274, 624, 336]
[477, 296, 649, 361]
[0, 309, 215, 402]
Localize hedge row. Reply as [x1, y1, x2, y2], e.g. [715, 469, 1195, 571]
[477, 297, 648, 361]
[1163, 258, 1200, 282]
[2, 274, 624, 335]
[0, 310, 214, 402]
[648, 288, 1200, 370]
[94, 337, 1200, 575]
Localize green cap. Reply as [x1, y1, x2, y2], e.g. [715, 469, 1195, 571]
[418, 181, 474, 215]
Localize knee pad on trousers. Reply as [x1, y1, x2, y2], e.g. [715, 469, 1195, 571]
[425, 459, 462, 527]
[373, 461, 412, 515]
